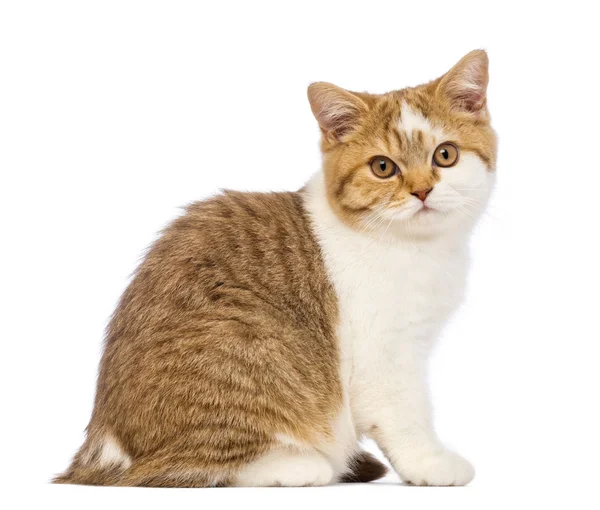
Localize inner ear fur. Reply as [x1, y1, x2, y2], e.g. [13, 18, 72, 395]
[307, 82, 368, 140]
[437, 50, 489, 114]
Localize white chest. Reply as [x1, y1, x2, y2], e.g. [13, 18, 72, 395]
[303, 173, 472, 471]
[323, 228, 468, 371]
[335, 238, 465, 333]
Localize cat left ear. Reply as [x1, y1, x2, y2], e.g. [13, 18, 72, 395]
[307, 82, 367, 141]
[437, 50, 489, 115]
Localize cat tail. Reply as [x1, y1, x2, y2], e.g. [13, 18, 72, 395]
[339, 451, 388, 483]
[52, 429, 130, 486]
[53, 428, 233, 487]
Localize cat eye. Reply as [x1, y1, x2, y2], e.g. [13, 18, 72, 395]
[370, 156, 399, 179]
[433, 143, 459, 168]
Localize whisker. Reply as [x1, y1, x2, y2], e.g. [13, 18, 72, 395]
[456, 205, 479, 221]
[460, 201, 499, 221]
[358, 194, 395, 234]
[379, 211, 398, 242]
[359, 206, 388, 233]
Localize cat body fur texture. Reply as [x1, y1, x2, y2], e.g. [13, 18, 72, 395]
[56, 50, 496, 487]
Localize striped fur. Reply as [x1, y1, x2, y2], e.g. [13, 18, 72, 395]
[55, 192, 346, 487]
[56, 50, 494, 487]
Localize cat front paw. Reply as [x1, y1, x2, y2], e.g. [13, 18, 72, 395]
[399, 450, 474, 486]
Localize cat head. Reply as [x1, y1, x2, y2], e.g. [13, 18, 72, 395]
[307, 50, 497, 238]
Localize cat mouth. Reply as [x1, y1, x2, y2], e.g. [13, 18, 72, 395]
[414, 205, 434, 216]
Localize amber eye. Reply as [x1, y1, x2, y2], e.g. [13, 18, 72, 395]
[433, 143, 459, 167]
[370, 156, 399, 179]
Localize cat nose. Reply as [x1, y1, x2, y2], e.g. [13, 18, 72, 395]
[411, 188, 433, 202]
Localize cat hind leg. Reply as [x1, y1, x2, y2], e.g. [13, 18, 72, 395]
[235, 448, 334, 487]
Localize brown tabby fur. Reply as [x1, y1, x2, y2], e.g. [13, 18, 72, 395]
[55, 191, 348, 487]
[56, 50, 491, 487]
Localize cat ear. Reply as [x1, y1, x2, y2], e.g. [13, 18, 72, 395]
[307, 82, 368, 140]
[437, 50, 489, 115]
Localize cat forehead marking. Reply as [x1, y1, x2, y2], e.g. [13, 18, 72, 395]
[398, 102, 444, 143]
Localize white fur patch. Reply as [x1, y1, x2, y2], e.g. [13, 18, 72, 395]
[236, 449, 334, 487]
[398, 101, 444, 142]
[98, 434, 132, 469]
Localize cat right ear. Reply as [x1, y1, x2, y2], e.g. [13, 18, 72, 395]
[307, 82, 367, 141]
[437, 50, 489, 115]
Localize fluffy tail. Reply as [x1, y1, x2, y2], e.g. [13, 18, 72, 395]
[53, 432, 230, 487]
[339, 451, 388, 483]
[53, 463, 125, 486]
[53, 432, 132, 486]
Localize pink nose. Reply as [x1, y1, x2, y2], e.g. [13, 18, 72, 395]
[411, 188, 433, 202]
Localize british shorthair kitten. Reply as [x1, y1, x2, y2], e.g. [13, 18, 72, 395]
[56, 50, 496, 487]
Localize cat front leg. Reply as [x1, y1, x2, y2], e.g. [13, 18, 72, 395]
[351, 346, 474, 486]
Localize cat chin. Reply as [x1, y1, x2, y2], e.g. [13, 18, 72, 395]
[386, 207, 480, 239]
[411, 206, 439, 220]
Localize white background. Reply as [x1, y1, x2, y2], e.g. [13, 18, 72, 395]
[1, 1, 599, 508]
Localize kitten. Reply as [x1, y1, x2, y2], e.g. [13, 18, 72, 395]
[55, 50, 496, 487]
